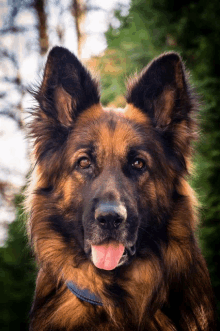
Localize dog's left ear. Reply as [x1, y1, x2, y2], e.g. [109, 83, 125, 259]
[126, 53, 192, 128]
[126, 52, 194, 128]
[36, 46, 100, 126]
[126, 52, 196, 162]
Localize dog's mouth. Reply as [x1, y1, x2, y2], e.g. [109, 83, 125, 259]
[90, 240, 136, 270]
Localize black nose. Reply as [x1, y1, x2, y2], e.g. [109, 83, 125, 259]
[95, 203, 127, 229]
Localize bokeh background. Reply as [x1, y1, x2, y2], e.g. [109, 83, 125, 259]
[0, 0, 220, 329]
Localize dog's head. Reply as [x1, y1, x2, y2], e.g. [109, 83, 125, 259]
[29, 47, 196, 272]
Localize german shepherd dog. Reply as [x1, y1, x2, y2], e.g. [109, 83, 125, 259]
[26, 47, 216, 330]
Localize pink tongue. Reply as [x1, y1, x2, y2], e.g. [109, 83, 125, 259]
[91, 242, 125, 270]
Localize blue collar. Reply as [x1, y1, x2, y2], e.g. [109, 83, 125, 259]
[66, 281, 103, 306]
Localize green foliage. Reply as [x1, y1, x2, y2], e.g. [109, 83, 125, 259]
[0, 195, 36, 331]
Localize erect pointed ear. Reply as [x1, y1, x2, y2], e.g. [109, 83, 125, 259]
[36, 46, 100, 126]
[126, 53, 197, 169]
[29, 47, 100, 176]
[126, 52, 194, 129]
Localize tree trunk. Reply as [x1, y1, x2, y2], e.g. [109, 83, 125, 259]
[34, 0, 49, 56]
[72, 0, 87, 59]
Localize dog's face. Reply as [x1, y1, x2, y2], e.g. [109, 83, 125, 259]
[64, 108, 175, 270]
[66, 110, 150, 269]
[29, 47, 195, 272]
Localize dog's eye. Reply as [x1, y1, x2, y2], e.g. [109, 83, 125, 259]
[131, 158, 145, 170]
[78, 157, 91, 169]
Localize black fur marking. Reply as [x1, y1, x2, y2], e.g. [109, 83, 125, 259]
[48, 215, 87, 265]
[30, 118, 70, 165]
[161, 129, 187, 173]
[30, 288, 56, 319]
[105, 281, 129, 306]
[137, 223, 167, 260]
[107, 117, 117, 132]
[35, 186, 54, 195]
[48, 215, 73, 243]
[30, 282, 64, 326]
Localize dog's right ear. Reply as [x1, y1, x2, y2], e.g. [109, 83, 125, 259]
[30, 47, 100, 168]
[35, 46, 100, 126]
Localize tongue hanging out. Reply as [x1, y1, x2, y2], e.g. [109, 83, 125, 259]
[91, 241, 125, 270]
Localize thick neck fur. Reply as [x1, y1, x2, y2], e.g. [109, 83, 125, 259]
[29, 180, 215, 331]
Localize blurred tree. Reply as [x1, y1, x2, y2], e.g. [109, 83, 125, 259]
[0, 195, 36, 331]
[101, 0, 220, 322]
[72, 0, 87, 59]
[34, 0, 49, 56]
[0, 0, 32, 127]
[0, 2, 45, 326]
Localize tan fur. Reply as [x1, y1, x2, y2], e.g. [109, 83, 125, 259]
[27, 49, 216, 330]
